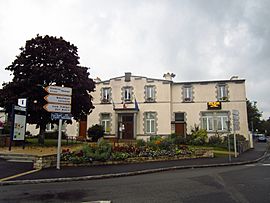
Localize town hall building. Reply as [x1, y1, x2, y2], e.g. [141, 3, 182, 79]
[84, 72, 249, 141]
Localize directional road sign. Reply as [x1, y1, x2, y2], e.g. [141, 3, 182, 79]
[45, 86, 72, 96]
[44, 95, 71, 104]
[43, 104, 71, 113]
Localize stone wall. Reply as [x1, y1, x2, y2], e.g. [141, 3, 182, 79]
[33, 149, 214, 169]
[33, 154, 57, 169]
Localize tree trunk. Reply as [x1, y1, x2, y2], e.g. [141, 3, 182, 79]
[38, 123, 46, 145]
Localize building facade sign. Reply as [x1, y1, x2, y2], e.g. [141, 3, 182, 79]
[207, 101, 222, 110]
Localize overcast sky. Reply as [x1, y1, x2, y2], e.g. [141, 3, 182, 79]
[0, 0, 269, 118]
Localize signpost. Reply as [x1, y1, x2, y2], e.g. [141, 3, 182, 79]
[43, 85, 72, 170]
[232, 110, 239, 158]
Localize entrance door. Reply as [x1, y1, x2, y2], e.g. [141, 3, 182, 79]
[122, 114, 134, 139]
[175, 123, 186, 136]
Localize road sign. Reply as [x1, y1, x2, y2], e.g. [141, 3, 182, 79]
[14, 105, 26, 112]
[43, 104, 71, 113]
[51, 113, 72, 120]
[18, 98, 27, 107]
[232, 110, 240, 131]
[44, 95, 71, 104]
[45, 86, 72, 96]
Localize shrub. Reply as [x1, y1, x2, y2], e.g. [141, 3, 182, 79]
[111, 151, 130, 161]
[136, 139, 146, 147]
[93, 139, 112, 161]
[208, 135, 223, 146]
[169, 133, 187, 145]
[223, 134, 246, 149]
[159, 138, 174, 151]
[81, 144, 94, 157]
[190, 126, 207, 145]
[147, 135, 162, 150]
[87, 124, 104, 142]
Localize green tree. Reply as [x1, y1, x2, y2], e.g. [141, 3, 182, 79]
[260, 119, 270, 136]
[0, 35, 95, 144]
[246, 100, 262, 133]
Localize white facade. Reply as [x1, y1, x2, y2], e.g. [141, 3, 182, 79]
[87, 73, 249, 141]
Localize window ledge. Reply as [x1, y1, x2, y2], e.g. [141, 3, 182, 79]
[100, 102, 112, 104]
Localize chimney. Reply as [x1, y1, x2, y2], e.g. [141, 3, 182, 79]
[230, 75, 239, 80]
[125, 72, 131, 82]
[163, 72, 175, 81]
[94, 77, 101, 83]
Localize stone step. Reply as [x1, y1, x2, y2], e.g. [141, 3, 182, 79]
[7, 159, 34, 163]
[0, 153, 36, 162]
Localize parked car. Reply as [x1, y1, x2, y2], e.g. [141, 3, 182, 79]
[257, 134, 267, 142]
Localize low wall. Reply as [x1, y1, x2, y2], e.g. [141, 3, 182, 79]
[33, 149, 214, 169]
[34, 154, 57, 169]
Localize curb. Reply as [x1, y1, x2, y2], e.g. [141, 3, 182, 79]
[1, 148, 269, 186]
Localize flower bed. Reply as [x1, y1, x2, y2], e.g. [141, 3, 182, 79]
[61, 137, 214, 166]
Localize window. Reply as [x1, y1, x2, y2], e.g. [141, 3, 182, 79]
[46, 123, 54, 131]
[183, 86, 193, 102]
[201, 112, 228, 132]
[101, 88, 111, 103]
[175, 112, 185, 122]
[101, 113, 111, 134]
[124, 87, 132, 101]
[145, 86, 155, 102]
[145, 112, 156, 134]
[217, 84, 228, 101]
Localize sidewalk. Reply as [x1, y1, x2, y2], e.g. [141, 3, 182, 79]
[1, 142, 269, 185]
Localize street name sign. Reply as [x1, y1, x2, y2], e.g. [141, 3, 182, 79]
[44, 95, 71, 104]
[43, 104, 71, 113]
[51, 113, 72, 120]
[45, 86, 72, 96]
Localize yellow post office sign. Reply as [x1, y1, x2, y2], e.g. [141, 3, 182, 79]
[207, 101, 222, 110]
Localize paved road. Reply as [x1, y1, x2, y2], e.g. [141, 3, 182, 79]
[0, 158, 33, 180]
[1, 150, 270, 202]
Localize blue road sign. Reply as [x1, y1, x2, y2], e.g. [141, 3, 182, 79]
[51, 112, 72, 120]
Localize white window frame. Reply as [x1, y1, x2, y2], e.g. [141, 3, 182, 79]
[124, 87, 132, 101]
[216, 115, 228, 131]
[202, 112, 229, 132]
[146, 86, 155, 101]
[145, 112, 156, 134]
[217, 84, 228, 101]
[102, 88, 111, 102]
[183, 86, 192, 102]
[101, 113, 111, 134]
[202, 116, 214, 131]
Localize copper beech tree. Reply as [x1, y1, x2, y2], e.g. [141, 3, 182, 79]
[0, 35, 95, 144]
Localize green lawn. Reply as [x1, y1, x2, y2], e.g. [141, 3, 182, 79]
[25, 137, 84, 147]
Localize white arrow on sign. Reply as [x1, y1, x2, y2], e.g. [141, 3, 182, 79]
[44, 95, 72, 104]
[45, 86, 72, 96]
[43, 104, 71, 113]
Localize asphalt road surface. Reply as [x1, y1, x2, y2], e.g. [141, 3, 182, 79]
[1, 151, 270, 203]
[0, 158, 33, 179]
